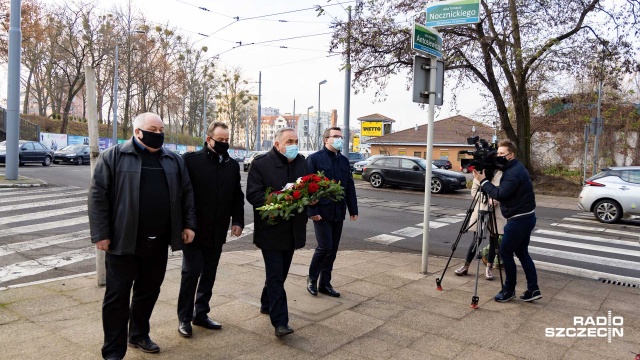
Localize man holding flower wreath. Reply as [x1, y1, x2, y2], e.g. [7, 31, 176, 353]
[306, 127, 358, 298]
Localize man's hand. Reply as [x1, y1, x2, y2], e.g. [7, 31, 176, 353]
[95, 239, 110, 251]
[182, 229, 195, 244]
[472, 169, 486, 183]
[231, 225, 243, 237]
[350, 215, 358, 221]
[310, 215, 322, 221]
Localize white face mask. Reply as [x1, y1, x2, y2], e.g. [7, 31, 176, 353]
[332, 138, 343, 151]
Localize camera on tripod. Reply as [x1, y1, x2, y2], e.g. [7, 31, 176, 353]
[463, 136, 498, 180]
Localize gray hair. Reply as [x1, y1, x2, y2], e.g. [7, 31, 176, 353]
[275, 127, 296, 142]
[133, 112, 161, 130]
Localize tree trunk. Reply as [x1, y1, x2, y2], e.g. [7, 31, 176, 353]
[22, 70, 33, 114]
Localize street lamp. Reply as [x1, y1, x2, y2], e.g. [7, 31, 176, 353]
[306, 105, 313, 150]
[318, 80, 327, 150]
[112, 30, 145, 147]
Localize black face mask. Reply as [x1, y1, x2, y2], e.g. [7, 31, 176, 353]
[211, 140, 229, 156]
[138, 129, 164, 149]
[495, 155, 509, 169]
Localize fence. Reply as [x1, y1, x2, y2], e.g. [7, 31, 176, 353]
[0, 107, 40, 142]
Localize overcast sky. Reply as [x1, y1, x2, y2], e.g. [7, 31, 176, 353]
[15, 0, 488, 133]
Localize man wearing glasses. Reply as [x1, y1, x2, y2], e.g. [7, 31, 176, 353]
[472, 139, 541, 303]
[306, 127, 358, 298]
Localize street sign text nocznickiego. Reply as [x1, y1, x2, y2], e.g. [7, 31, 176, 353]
[426, 0, 480, 28]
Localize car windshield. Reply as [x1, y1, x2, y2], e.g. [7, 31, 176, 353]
[413, 158, 430, 169]
[60, 145, 83, 151]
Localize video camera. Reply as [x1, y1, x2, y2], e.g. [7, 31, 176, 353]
[463, 136, 498, 180]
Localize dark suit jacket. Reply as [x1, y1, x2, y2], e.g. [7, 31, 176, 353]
[183, 145, 244, 248]
[246, 147, 309, 251]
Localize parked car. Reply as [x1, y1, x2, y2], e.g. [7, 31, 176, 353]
[243, 151, 266, 171]
[298, 150, 317, 159]
[352, 154, 386, 175]
[578, 166, 640, 223]
[362, 156, 467, 193]
[53, 145, 90, 165]
[348, 152, 365, 171]
[0, 140, 54, 166]
[432, 159, 453, 170]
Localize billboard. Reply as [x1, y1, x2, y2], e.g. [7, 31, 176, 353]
[361, 121, 383, 137]
[40, 133, 68, 150]
[164, 143, 177, 151]
[68, 135, 90, 146]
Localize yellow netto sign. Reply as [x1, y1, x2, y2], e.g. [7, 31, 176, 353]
[361, 121, 383, 136]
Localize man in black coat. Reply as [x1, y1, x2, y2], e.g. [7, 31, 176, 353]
[177, 122, 244, 337]
[89, 112, 196, 360]
[306, 127, 358, 298]
[246, 128, 309, 337]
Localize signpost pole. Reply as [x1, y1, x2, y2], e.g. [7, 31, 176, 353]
[421, 55, 437, 274]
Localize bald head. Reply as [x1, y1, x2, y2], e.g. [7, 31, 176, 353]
[133, 112, 165, 152]
[133, 112, 163, 131]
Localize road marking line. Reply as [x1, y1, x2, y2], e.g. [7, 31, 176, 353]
[226, 223, 254, 242]
[0, 230, 91, 257]
[0, 190, 87, 203]
[550, 222, 640, 238]
[0, 216, 88, 239]
[434, 216, 465, 224]
[0, 246, 95, 283]
[0, 197, 86, 212]
[531, 236, 640, 258]
[529, 246, 640, 271]
[391, 227, 424, 237]
[0, 205, 88, 226]
[535, 229, 640, 247]
[0, 271, 96, 292]
[0, 186, 77, 195]
[534, 261, 640, 286]
[415, 221, 449, 228]
[561, 217, 598, 224]
[365, 234, 404, 245]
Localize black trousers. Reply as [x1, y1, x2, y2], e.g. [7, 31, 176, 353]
[101, 245, 168, 359]
[177, 243, 223, 322]
[260, 249, 294, 328]
[465, 232, 498, 265]
[308, 220, 343, 287]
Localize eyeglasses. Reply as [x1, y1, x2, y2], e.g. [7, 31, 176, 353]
[326, 135, 344, 139]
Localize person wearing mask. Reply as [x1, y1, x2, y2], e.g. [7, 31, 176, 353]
[473, 139, 541, 303]
[176, 122, 244, 337]
[89, 112, 196, 359]
[306, 127, 358, 298]
[246, 128, 308, 337]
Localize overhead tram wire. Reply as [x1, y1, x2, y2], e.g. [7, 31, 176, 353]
[175, 0, 235, 18]
[211, 31, 334, 58]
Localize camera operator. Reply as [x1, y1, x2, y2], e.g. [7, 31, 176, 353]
[472, 139, 541, 303]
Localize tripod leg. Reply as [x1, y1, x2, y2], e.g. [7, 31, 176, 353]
[470, 224, 484, 309]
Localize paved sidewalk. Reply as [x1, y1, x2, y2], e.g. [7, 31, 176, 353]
[0, 174, 47, 188]
[1, 250, 638, 359]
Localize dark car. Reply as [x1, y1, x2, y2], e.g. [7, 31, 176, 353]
[432, 159, 453, 170]
[348, 152, 365, 170]
[0, 140, 54, 166]
[53, 145, 90, 165]
[352, 154, 386, 175]
[362, 156, 467, 193]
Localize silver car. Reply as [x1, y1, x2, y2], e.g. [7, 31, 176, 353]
[578, 166, 640, 223]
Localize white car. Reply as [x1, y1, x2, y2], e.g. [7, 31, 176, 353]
[578, 166, 640, 223]
[243, 151, 266, 172]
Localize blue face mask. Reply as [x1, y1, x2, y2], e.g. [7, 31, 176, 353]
[283, 144, 298, 159]
[332, 138, 343, 151]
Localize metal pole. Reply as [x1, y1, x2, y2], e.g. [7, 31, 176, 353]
[583, 124, 589, 184]
[112, 43, 119, 147]
[5, 0, 22, 180]
[307, 106, 312, 150]
[86, 66, 105, 286]
[421, 55, 437, 274]
[318, 84, 321, 149]
[592, 73, 603, 176]
[257, 71, 262, 150]
[202, 87, 207, 144]
[343, 6, 352, 154]
[245, 105, 249, 151]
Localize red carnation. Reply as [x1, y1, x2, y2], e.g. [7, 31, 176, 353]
[308, 182, 320, 194]
[292, 190, 302, 199]
[312, 175, 322, 182]
[323, 177, 329, 182]
[302, 175, 313, 182]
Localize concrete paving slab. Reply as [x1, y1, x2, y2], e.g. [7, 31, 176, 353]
[410, 332, 468, 359]
[5, 293, 81, 318]
[280, 324, 356, 357]
[318, 309, 384, 337]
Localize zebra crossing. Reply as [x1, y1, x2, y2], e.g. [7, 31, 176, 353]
[365, 211, 640, 285]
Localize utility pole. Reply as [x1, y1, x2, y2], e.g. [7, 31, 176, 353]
[5, 0, 22, 180]
[343, 6, 352, 154]
[245, 105, 249, 151]
[592, 46, 605, 176]
[202, 87, 207, 144]
[256, 71, 262, 150]
[112, 44, 119, 147]
[318, 80, 327, 150]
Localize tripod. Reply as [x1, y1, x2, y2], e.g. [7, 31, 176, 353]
[435, 187, 503, 309]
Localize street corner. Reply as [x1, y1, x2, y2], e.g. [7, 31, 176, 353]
[0, 174, 48, 188]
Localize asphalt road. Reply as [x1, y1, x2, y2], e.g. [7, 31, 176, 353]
[1, 163, 639, 289]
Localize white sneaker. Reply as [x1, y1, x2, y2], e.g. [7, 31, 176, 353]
[485, 266, 494, 280]
[454, 264, 469, 276]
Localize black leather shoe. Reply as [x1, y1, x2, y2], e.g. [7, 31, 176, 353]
[192, 317, 222, 330]
[104, 357, 121, 360]
[306, 276, 318, 296]
[178, 321, 192, 337]
[128, 338, 160, 353]
[318, 285, 340, 297]
[274, 325, 294, 337]
[260, 306, 269, 314]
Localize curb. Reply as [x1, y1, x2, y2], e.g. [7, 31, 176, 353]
[0, 178, 48, 188]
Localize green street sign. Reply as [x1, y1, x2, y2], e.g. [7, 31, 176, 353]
[426, 0, 480, 28]
[412, 23, 442, 59]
